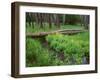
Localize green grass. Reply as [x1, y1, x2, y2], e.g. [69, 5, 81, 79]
[26, 23, 85, 33]
[26, 32, 89, 67]
[46, 32, 89, 64]
[26, 38, 52, 67]
[61, 24, 84, 30]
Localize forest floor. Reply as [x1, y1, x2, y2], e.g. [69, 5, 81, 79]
[26, 24, 85, 33]
[26, 32, 89, 67]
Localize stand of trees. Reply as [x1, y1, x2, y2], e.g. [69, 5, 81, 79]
[26, 12, 89, 30]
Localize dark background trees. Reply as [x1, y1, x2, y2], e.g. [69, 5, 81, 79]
[26, 12, 89, 30]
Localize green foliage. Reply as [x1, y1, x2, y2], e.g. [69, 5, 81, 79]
[26, 32, 89, 67]
[26, 38, 52, 67]
[52, 58, 64, 65]
[26, 22, 84, 33]
[26, 22, 58, 33]
[46, 32, 89, 64]
[61, 24, 84, 30]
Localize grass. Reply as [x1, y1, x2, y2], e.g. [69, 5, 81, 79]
[26, 23, 85, 33]
[61, 24, 84, 30]
[26, 32, 89, 67]
[46, 32, 89, 64]
[26, 38, 56, 67]
[26, 37, 64, 67]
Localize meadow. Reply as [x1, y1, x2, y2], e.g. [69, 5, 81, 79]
[26, 13, 89, 67]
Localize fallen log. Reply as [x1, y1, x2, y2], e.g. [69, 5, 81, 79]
[26, 29, 88, 38]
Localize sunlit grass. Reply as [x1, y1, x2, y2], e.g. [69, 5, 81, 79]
[26, 23, 85, 33]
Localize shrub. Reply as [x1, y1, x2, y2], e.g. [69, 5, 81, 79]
[26, 38, 52, 67]
[46, 32, 89, 64]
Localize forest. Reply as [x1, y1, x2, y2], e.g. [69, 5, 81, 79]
[26, 12, 90, 67]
